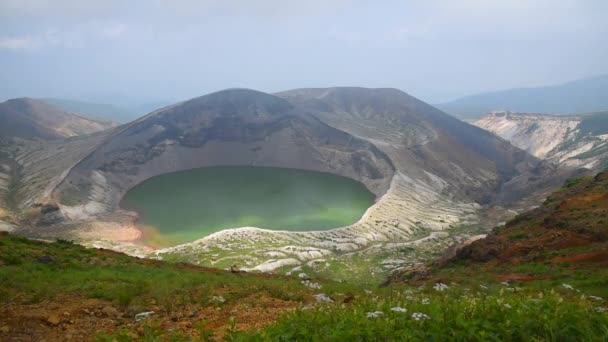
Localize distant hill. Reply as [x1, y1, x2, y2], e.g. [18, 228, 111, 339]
[42, 98, 140, 124]
[437, 75, 608, 119]
[0, 98, 116, 140]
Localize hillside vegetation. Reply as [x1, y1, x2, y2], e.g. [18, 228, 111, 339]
[2, 174, 608, 341]
[429, 172, 608, 289]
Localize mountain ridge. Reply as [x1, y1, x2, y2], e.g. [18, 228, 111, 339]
[438, 75, 608, 119]
[0, 98, 115, 140]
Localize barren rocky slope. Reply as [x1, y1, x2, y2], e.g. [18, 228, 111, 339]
[54, 89, 395, 219]
[0, 98, 115, 223]
[474, 110, 608, 170]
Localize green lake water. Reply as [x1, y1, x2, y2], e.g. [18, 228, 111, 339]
[120, 166, 375, 247]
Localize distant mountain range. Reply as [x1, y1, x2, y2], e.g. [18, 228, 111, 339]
[437, 75, 608, 119]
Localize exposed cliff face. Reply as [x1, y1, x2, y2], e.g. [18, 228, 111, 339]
[474, 111, 608, 170]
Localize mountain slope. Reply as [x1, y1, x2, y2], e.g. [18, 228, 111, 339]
[439, 172, 608, 285]
[474, 110, 608, 170]
[438, 75, 608, 119]
[0, 98, 116, 214]
[0, 98, 115, 140]
[385, 172, 608, 297]
[278, 87, 546, 204]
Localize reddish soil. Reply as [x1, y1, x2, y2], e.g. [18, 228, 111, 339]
[494, 273, 540, 282]
[0, 293, 298, 341]
[551, 250, 608, 264]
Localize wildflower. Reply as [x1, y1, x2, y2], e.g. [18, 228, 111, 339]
[404, 289, 414, 295]
[503, 304, 512, 309]
[433, 283, 449, 291]
[562, 283, 574, 290]
[390, 306, 407, 313]
[479, 285, 488, 290]
[421, 298, 430, 305]
[301, 304, 314, 311]
[301, 280, 322, 290]
[501, 281, 510, 286]
[314, 293, 334, 303]
[505, 287, 515, 292]
[589, 296, 604, 302]
[406, 295, 417, 301]
[211, 296, 226, 304]
[364, 289, 373, 295]
[298, 272, 309, 279]
[595, 307, 608, 313]
[134, 311, 155, 322]
[366, 311, 384, 318]
[411, 312, 430, 321]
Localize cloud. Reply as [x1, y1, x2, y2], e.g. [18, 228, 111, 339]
[0, 36, 36, 50]
[0, 23, 127, 50]
[95, 23, 127, 39]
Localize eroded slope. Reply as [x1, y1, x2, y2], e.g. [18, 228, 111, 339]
[475, 110, 608, 170]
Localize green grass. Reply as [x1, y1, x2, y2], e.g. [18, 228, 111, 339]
[99, 282, 608, 341]
[3, 233, 608, 341]
[242, 285, 608, 341]
[0, 234, 317, 308]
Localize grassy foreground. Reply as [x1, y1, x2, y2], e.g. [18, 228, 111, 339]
[3, 173, 608, 340]
[1, 232, 607, 341]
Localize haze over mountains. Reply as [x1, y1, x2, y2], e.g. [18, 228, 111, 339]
[438, 75, 608, 119]
[41, 98, 174, 124]
[0, 98, 115, 140]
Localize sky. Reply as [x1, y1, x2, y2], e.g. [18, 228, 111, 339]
[1, 0, 607, 105]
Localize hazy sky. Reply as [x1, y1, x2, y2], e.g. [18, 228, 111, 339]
[1, 0, 607, 105]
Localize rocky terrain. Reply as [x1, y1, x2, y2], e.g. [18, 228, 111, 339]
[0, 99, 115, 240]
[0, 98, 115, 211]
[474, 110, 608, 170]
